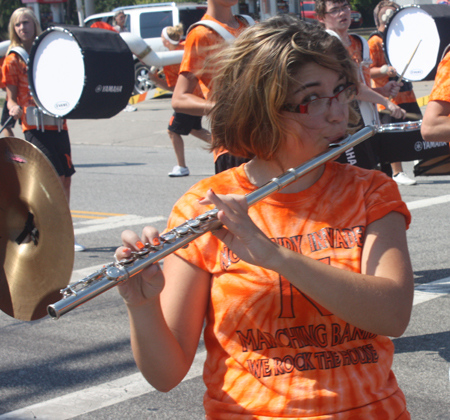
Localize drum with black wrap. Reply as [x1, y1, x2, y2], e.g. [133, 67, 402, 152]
[28, 26, 134, 119]
[384, 4, 450, 82]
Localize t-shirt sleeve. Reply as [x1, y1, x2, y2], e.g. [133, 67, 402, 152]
[166, 186, 220, 273]
[1, 54, 19, 87]
[429, 51, 450, 103]
[364, 172, 411, 228]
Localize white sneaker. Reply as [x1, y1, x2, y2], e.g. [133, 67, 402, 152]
[168, 165, 189, 177]
[123, 104, 137, 112]
[74, 238, 86, 252]
[393, 172, 417, 186]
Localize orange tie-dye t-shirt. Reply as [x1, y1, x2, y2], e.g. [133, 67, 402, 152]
[167, 161, 411, 420]
[429, 50, 450, 104]
[2, 52, 67, 132]
[368, 33, 416, 110]
[179, 14, 247, 99]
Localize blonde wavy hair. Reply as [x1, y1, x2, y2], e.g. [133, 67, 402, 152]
[208, 15, 359, 161]
[8, 8, 42, 52]
[165, 23, 184, 42]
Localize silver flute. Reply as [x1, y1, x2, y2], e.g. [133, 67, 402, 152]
[48, 121, 420, 319]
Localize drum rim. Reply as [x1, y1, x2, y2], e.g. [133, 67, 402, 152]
[382, 4, 434, 82]
[28, 26, 82, 119]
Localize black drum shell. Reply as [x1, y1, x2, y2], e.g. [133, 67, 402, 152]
[28, 25, 134, 119]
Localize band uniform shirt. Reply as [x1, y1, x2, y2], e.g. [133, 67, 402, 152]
[347, 35, 371, 86]
[166, 161, 411, 419]
[163, 42, 203, 98]
[179, 14, 247, 100]
[2, 52, 68, 132]
[368, 34, 416, 110]
[429, 50, 450, 105]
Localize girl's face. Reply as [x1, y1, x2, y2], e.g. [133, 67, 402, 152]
[14, 13, 35, 43]
[279, 61, 350, 164]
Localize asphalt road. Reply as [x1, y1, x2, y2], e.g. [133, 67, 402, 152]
[1, 86, 450, 418]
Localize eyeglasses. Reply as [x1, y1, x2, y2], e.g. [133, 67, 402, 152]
[325, 3, 351, 16]
[282, 84, 357, 116]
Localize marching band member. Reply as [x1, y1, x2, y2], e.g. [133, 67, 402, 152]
[171, 0, 252, 173]
[368, 0, 419, 185]
[148, 24, 211, 178]
[421, 46, 450, 143]
[116, 16, 413, 419]
[2, 8, 85, 252]
[315, 0, 406, 169]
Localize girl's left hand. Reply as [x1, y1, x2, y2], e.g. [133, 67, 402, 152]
[386, 101, 406, 119]
[199, 189, 278, 269]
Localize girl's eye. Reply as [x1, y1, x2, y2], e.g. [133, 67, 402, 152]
[334, 84, 347, 95]
[301, 93, 319, 105]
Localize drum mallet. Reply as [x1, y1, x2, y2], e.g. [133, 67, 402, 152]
[0, 116, 14, 135]
[389, 39, 422, 100]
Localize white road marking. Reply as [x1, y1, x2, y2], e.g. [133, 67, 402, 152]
[413, 277, 450, 306]
[406, 194, 450, 210]
[74, 215, 166, 236]
[0, 351, 207, 420]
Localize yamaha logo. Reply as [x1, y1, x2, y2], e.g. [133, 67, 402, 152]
[410, 69, 423, 76]
[414, 141, 423, 152]
[55, 101, 70, 109]
[95, 85, 124, 93]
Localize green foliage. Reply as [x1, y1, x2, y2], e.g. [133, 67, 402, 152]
[350, 0, 378, 27]
[0, 0, 23, 40]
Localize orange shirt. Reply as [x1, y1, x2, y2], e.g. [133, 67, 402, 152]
[180, 14, 247, 99]
[368, 33, 416, 110]
[163, 42, 203, 97]
[429, 50, 450, 104]
[0, 57, 5, 89]
[348, 35, 371, 86]
[167, 161, 411, 420]
[2, 52, 67, 132]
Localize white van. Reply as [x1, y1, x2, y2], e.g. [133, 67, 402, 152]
[85, 2, 207, 94]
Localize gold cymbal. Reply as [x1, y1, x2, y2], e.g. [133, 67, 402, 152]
[0, 137, 74, 321]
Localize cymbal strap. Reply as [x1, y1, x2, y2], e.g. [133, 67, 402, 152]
[14, 211, 39, 246]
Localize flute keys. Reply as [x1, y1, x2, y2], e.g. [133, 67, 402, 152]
[176, 225, 190, 235]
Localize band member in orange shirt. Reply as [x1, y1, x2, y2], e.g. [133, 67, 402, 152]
[171, 0, 252, 173]
[421, 47, 450, 142]
[2, 8, 85, 251]
[148, 24, 211, 177]
[116, 16, 413, 419]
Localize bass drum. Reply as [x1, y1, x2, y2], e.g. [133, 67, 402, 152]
[384, 4, 450, 81]
[28, 25, 134, 119]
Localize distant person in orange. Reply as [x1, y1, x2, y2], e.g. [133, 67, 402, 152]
[115, 16, 413, 419]
[2, 7, 85, 252]
[171, 0, 253, 173]
[0, 54, 16, 137]
[148, 24, 211, 177]
[421, 47, 450, 142]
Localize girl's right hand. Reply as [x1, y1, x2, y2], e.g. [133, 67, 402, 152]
[9, 105, 22, 120]
[116, 227, 165, 307]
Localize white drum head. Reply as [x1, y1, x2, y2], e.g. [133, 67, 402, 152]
[385, 7, 440, 81]
[31, 31, 85, 117]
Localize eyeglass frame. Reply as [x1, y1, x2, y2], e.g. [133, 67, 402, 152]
[281, 84, 358, 115]
[324, 3, 351, 16]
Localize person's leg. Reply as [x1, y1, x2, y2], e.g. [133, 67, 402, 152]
[391, 161, 417, 185]
[391, 161, 402, 176]
[60, 175, 71, 204]
[167, 129, 186, 168]
[190, 128, 211, 144]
